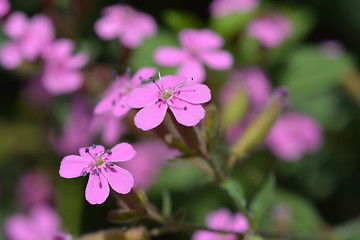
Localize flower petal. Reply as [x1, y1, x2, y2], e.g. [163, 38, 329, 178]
[94, 15, 120, 40]
[101, 165, 134, 194]
[107, 142, 136, 162]
[169, 99, 205, 126]
[153, 47, 188, 66]
[0, 42, 23, 69]
[198, 50, 233, 70]
[131, 67, 157, 86]
[5, 214, 38, 240]
[94, 95, 116, 115]
[113, 95, 131, 117]
[177, 84, 211, 104]
[134, 102, 168, 130]
[127, 87, 159, 108]
[85, 172, 110, 204]
[179, 28, 223, 50]
[41, 69, 83, 95]
[59, 155, 91, 178]
[79, 145, 105, 157]
[3, 12, 28, 40]
[160, 75, 187, 90]
[176, 57, 206, 83]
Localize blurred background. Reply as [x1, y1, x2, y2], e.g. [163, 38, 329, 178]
[1, 0, 360, 239]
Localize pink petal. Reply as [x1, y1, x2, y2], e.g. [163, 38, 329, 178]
[192, 230, 218, 240]
[101, 115, 125, 145]
[160, 75, 187, 90]
[79, 145, 105, 157]
[5, 214, 38, 240]
[177, 84, 211, 104]
[153, 47, 188, 66]
[232, 213, 249, 233]
[179, 28, 224, 50]
[94, 94, 116, 114]
[65, 53, 89, 69]
[134, 102, 168, 130]
[41, 70, 83, 95]
[206, 208, 232, 230]
[45, 39, 74, 61]
[135, 12, 157, 36]
[127, 87, 159, 108]
[131, 67, 157, 86]
[31, 205, 61, 238]
[0, 42, 23, 69]
[94, 15, 120, 40]
[107, 142, 136, 162]
[59, 155, 91, 178]
[113, 95, 131, 117]
[85, 172, 110, 204]
[169, 99, 205, 126]
[198, 50, 233, 70]
[3, 12, 28, 40]
[176, 58, 206, 83]
[120, 26, 144, 48]
[101, 165, 134, 194]
[0, 0, 10, 17]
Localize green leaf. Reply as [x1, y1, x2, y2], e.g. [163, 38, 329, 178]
[220, 89, 249, 129]
[162, 9, 204, 32]
[162, 191, 172, 217]
[250, 174, 275, 222]
[210, 12, 254, 39]
[336, 217, 360, 240]
[222, 178, 247, 209]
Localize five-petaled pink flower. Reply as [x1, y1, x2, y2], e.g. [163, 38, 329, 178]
[209, 0, 259, 17]
[94, 4, 157, 48]
[266, 112, 323, 161]
[127, 74, 211, 130]
[192, 208, 249, 240]
[0, 0, 10, 17]
[94, 67, 157, 117]
[59, 143, 136, 204]
[154, 28, 233, 83]
[246, 14, 293, 48]
[0, 11, 54, 69]
[41, 39, 89, 95]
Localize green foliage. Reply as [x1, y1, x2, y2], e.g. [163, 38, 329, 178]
[162, 9, 205, 32]
[222, 178, 247, 209]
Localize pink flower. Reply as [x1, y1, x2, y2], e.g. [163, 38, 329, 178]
[0, 12, 54, 69]
[90, 112, 127, 146]
[119, 140, 180, 189]
[154, 29, 233, 83]
[5, 205, 62, 240]
[246, 14, 293, 48]
[41, 39, 88, 95]
[127, 74, 211, 130]
[17, 170, 53, 208]
[0, 0, 10, 17]
[94, 4, 157, 48]
[209, 0, 259, 17]
[266, 112, 323, 161]
[59, 143, 136, 204]
[192, 208, 249, 240]
[94, 67, 157, 117]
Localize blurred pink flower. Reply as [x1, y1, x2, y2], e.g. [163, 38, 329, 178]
[209, 0, 259, 17]
[154, 28, 233, 83]
[266, 112, 323, 161]
[90, 112, 127, 145]
[0, 12, 54, 69]
[319, 40, 345, 59]
[17, 170, 53, 208]
[49, 97, 94, 155]
[94, 4, 157, 48]
[220, 67, 271, 107]
[127, 75, 211, 130]
[59, 143, 135, 204]
[41, 39, 88, 95]
[94, 67, 157, 117]
[5, 205, 62, 240]
[0, 0, 10, 17]
[192, 208, 249, 240]
[119, 140, 180, 189]
[246, 14, 293, 48]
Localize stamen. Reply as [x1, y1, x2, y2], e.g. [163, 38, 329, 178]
[126, 67, 131, 76]
[95, 170, 99, 176]
[113, 70, 118, 78]
[85, 148, 89, 153]
[112, 100, 116, 105]
[106, 149, 112, 154]
[191, 77, 194, 81]
[121, 104, 125, 108]
[92, 144, 96, 149]
[82, 171, 87, 177]
[184, 106, 187, 110]
[108, 163, 114, 167]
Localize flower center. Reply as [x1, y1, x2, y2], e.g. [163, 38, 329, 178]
[94, 157, 105, 168]
[161, 89, 173, 100]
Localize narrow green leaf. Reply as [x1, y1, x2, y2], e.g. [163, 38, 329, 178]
[162, 191, 172, 217]
[222, 178, 247, 209]
[250, 174, 275, 222]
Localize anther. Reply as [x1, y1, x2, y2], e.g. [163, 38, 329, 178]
[106, 149, 112, 154]
[178, 90, 181, 94]
[158, 98, 161, 102]
[191, 77, 193, 80]
[92, 144, 96, 149]
[85, 148, 89, 153]
[126, 67, 131, 75]
[113, 70, 118, 77]
[82, 171, 88, 176]
[152, 79, 156, 83]
[95, 170, 99, 176]
[121, 104, 125, 108]
[184, 106, 187, 110]
[109, 163, 114, 167]
[112, 100, 116, 105]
